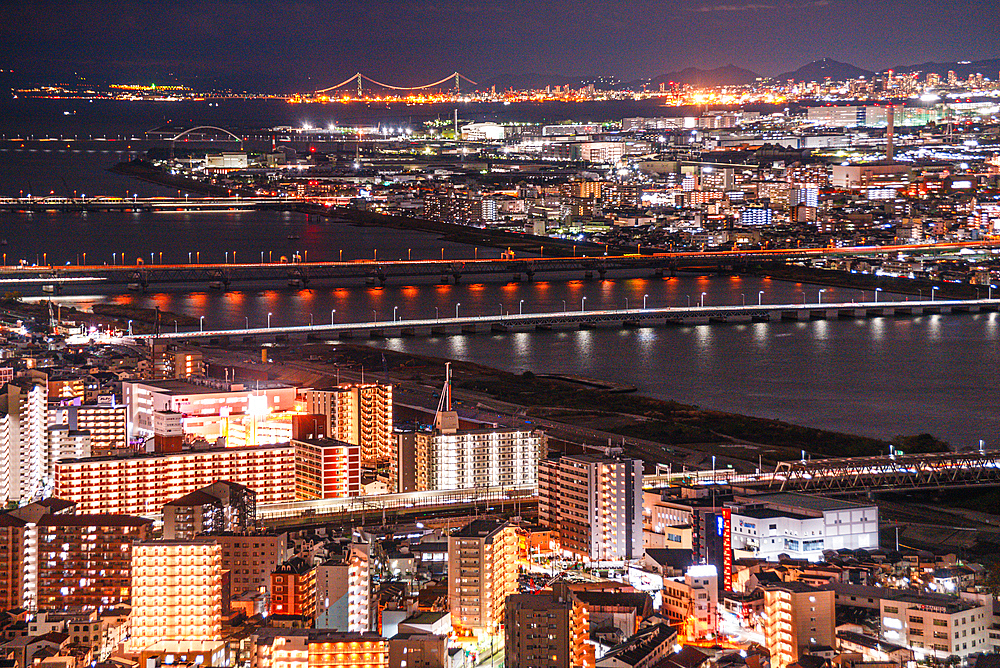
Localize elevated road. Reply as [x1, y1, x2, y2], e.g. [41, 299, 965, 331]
[0, 196, 299, 212]
[3, 241, 998, 289]
[132, 298, 1000, 342]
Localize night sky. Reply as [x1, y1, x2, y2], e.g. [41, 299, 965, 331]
[2, 0, 998, 89]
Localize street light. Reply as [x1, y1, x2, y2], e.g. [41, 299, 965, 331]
[393, 306, 398, 322]
[245, 316, 249, 329]
[741, 293, 745, 306]
[875, 287, 882, 303]
[519, 299, 524, 314]
[818, 289, 826, 304]
[625, 297, 629, 310]
[700, 292, 707, 307]
[991, 284, 997, 300]
[931, 286, 939, 301]
[643, 294, 649, 309]
[581, 296, 587, 311]
[267, 312, 272, 328]
[199, 316, 205, 332]
[127, 320, 133, 336]
[455, 303, 461, 318]
[331, 309, 336, 324]
[561, 300, 566, 312]
[372, 309, 378, 323]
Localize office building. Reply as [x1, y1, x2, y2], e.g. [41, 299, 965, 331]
[762, 582, 836, 668]
[539, 454, 644, 563]
[448, 519, 518, 636]
[162, 481, 257, 540]
[54, 443, 296, 515]
[293, 438, 361, 500]
[123, 378, 298, 443]
[129, 539, 223, 651]
[35, 513, 151, 611]
[729, 493, 879, 562]
[880, 592, 988, 661]
[304, 384, 393, 465]
[419, 428, 546, 491]
[505, 590, 592, 668]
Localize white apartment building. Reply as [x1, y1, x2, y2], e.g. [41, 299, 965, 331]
[0, 380, 48, 504]
[316, 543, 373, 632]
[424, 428, 545, 491]
[662, 565, 719, 640]
[730, 493, 879, 562]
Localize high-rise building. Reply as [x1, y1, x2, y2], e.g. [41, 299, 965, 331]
[54, 443, 296, 515]
[505, 590, 592, 668]
[35, 513, 151, 611]
[0, 379, 48, 504]
[538, 454, 644, 563]
[293, 438, 361, 500]
[304, 384, 393, 465]
[0, 514, 25, 611]
[418, 428, 546, 491]
[448, 519, 518, 637]
[162, 480, 257, 540]
[762, 583, 835, 668]
[129, 539, 224, 651]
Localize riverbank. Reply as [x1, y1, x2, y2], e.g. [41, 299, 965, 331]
[756, 265, 984, 300]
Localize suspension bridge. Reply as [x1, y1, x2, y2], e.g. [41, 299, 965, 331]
[314, 72, 479, 96]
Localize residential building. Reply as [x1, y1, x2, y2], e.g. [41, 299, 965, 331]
[54, 443, 295, 515]
[216, 532, 289, 597]
[661, 565, 719, 641]
[272, 557, 317, 623]
[387, 632, 448, 668]
[35, 513, 151, 611]
[762, 583, 835, 668]
[595, 622, 678, 668]
[539, 454, 643, 563]
[419, 428, 546, 491]
[448, 519, 518, 636]
[129, 539, 223, 651]
[304, 384, 393, 465]
[252, 628, 388, 668]
[162, 481, 257, 540]
[505, 590, 592, 668]
[0, 514, 24, 611]
[880, 591, 988, 661]
[0, 379, 48, 504]
[48, 404, 128, 454]
[316, 543, 372, 632]
[293, 438, 361, 500]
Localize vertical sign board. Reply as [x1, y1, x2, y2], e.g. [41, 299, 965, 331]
[720, 508, 732, 590]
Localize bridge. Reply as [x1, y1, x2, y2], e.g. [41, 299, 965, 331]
[313, 71, 478, 96]
[644, 449, 1000, 494]
[0, 196, 299, 213]
[2, 241, 996, 289]
[132, 297, 1000, 342]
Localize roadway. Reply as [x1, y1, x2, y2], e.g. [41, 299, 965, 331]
[133, 297, 1000, 342]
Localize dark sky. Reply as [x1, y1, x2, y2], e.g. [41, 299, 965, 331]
[2, 0, 998, 90]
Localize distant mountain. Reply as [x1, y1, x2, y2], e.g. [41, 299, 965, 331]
[641, 64, 759, 88]
[887, 58, 1000, 79]
[774, 58, 875, 83]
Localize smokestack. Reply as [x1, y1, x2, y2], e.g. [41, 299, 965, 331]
[886, 104, 895, 162]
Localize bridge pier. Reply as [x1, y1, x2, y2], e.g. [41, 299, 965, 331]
[865, 308, 884, 318]
[892, 307, 912, 317]
[598, 268, 606, 280]
[654, 268, 664, 279]
[837, 309, 857, 319]
[452, 274, 462, 284]
[781, 311, 800, 321]
[461, 324, 477, 333]
[809, 310, 827, 320]
[922, 306, 942, 314]
[950, 305, 970, 313]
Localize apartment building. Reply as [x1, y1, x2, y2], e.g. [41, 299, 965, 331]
[303, 384, 393, 465]
[54, 443, 296, 515]
[762, 582, 835, 668]
[539, 454, 643, 563]
[505, 590, 592, 668]
[448, 519, 518, 636]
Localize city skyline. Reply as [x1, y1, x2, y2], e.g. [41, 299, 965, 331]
[2, 0, 999, 90]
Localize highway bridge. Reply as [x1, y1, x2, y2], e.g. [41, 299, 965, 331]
[132, 297, 1000, 342]
[0, 196, 299, 213]
[2, 241, 997, 289]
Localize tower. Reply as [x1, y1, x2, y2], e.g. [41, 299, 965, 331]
[886, 104, 895, 162]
